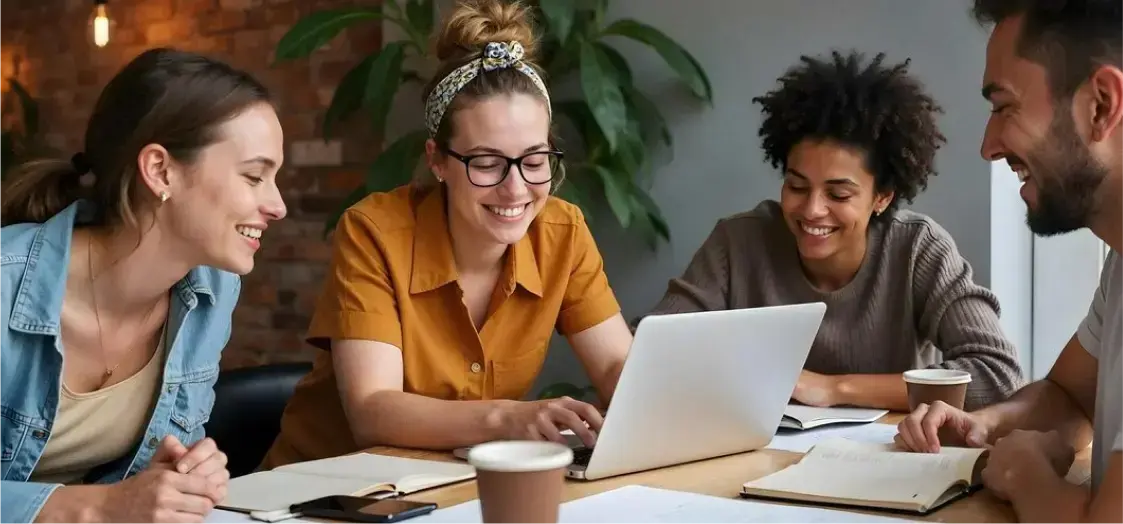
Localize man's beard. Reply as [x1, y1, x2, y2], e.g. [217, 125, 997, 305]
[1023, 112, 1108, 236]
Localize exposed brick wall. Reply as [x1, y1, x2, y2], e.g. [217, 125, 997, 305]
[1, 0, 384, 368]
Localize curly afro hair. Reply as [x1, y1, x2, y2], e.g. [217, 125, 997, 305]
[752, 50, 946, 215]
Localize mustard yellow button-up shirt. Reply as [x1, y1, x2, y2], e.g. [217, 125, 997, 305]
[262, 184, 620, 468]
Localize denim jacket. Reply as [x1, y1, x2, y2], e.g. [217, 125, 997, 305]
[0, 201, 240, 522]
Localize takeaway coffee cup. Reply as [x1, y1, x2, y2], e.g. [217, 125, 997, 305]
[467, 441, 573, 523]
[903, 368, 972, 411]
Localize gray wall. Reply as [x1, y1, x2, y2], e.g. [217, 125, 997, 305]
[534, 0, 1002, 390]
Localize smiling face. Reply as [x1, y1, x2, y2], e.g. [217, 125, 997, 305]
[780, 139, 894, 263]
[980, 15, 1112, 236]
[427, 92, 554, 247]
[157, 102, 287, 274]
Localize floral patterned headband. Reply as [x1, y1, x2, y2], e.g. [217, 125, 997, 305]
[424, 41, 552, 138]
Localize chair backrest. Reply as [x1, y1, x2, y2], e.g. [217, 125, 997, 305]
[204, 362, 311, 477]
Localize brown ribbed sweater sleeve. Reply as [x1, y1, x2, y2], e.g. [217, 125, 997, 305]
[908, 222, 1026, 409]
[637, 200, 1026, 411]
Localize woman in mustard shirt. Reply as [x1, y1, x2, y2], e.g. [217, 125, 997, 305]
[262, 0, 634, 468]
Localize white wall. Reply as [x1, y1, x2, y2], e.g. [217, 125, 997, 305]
[989, 162, 1033, 375]
[1030, 230, 1104, 378]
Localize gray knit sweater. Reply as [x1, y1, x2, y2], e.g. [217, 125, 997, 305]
[640, 200, 1025, 410]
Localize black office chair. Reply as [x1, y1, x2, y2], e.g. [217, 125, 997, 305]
[203, 362, 312, 477]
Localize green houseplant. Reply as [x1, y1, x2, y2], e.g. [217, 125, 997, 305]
[273, 0, 713, 247]
[1, 78, 44, 179]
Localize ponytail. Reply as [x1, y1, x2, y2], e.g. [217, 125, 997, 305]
[0, 47, 271, 230]
[0, 157, 88, 226]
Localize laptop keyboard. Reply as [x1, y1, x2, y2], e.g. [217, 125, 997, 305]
[572, 447, 593, 466]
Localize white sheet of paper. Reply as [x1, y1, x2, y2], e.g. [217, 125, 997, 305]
[204, 508, 313, 523]
[413, 484, 916, 523]
[764, 422, 899, 453]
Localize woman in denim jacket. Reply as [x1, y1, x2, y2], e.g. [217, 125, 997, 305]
[0, 48, 286, 522]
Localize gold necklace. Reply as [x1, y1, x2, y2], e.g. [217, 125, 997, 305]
[87, 234, 160, 387]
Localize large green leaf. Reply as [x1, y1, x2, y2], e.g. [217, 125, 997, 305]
[622, 120, 646, 171]
[404, 0, 434, 38]
[274, 7, 382, 62]
[628, 186, 669, 247]
[363, 42, 407, 139]
[539, 0, 577, 45]
[8, 79, 37, 137]
[555, 100, 603, 149]
[366, 129, 429, 193]
[622, 85, 670, 147]
[603, 19, 712, 102]
[596, 43, 632, 85]
[579, 42, 628, 152]
[594, 165, 631, 227]
[554, 168, 595, 221]
[320, 42, 406, 139]
[321, 54, 375, 138]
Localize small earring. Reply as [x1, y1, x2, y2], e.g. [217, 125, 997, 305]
[159, 191, 169, 203]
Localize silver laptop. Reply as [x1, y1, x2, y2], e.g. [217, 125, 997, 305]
[563, 303, 825, 480]
[453, 302, 826, 480]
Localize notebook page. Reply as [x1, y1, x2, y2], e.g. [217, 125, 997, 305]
[746, 439, 983, 507]
[414, 485, 914, 523]
[280, 453, 475, 486]
[220, 470, 377, 513]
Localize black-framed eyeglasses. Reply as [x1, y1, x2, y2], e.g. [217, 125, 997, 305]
[443, 147, 564, 187]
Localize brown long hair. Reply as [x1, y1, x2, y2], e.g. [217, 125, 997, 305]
[1, 47, 271, 227]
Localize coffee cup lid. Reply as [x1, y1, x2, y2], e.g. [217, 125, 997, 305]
[903, 368, 972, 385]
[467, 441, 574, 473]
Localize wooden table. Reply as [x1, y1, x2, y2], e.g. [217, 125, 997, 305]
[364, 414, 1092, 523]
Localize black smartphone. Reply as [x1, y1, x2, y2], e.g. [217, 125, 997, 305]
[292, 496, 437, 523]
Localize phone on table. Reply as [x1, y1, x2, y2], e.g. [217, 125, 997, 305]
[291, 496, 437, 523]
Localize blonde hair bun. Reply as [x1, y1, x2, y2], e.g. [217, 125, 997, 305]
[435, 0, 538, 64]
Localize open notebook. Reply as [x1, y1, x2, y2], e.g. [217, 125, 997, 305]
[742, 438, 987, 515]
[779, 405, 888, 430]
[218, 453, 476, 514]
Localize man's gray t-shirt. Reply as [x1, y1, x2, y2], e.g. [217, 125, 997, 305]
[1076, 249, 1122, 490]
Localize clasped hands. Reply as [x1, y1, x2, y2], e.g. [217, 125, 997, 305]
[95, 435, 229, 523]
[894, 401, 1075, 501]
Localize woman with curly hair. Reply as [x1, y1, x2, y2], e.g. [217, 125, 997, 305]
[640, 50, 1024, 411]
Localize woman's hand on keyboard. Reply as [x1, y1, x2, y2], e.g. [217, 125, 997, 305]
[499, 396, 603, 448]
